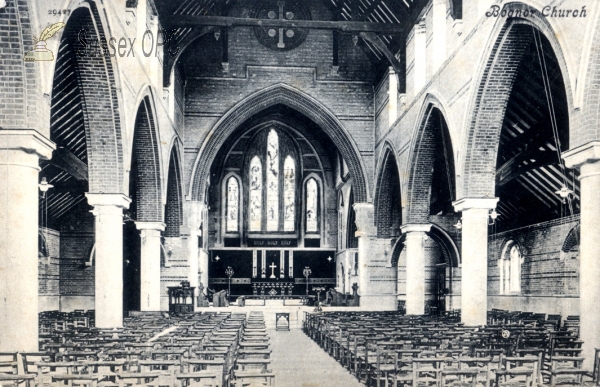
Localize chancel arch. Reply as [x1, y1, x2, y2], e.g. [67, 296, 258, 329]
[205, 109, 340, 296]
[189, 83, 370, 204]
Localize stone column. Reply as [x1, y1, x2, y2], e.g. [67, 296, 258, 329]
[563, 142, 600, 369]
[135, 222, 165, 311]
[0, 130, 54, 351]
[86, 193, 131, 328]
[353, 203, 396, 310]
[354, 203, 375, 299]
[401, 224, 432, 315]
[186, 201, 205, 308]
[453, 198, 498, 326]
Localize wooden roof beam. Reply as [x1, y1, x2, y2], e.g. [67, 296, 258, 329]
[50, 148, 88, 182]
[164, 14, 404, 34]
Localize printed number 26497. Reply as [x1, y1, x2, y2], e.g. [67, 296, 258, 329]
[48, 9, 71, 15]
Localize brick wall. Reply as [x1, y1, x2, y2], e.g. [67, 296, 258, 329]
[164, 148, 183, 237]
[58, 202, 95, 297]
[182, 0, 376, 203]
[39, 228, 60, 296]
[462, 22, 532, 197]
[487, 215, 580, 315]
[63, 6, 124, 194]
[131, 97, 162, 222]
[375, 149, 402, 238]
[0, 0, 38, 129]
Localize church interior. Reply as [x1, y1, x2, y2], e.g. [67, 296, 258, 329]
[1, 0, 600, 385]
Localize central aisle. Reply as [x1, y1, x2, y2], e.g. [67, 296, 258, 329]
[268, 327, 365, 387]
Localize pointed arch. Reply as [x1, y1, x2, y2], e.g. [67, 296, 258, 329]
[60, 3, 125, 194]
[164, 143, 184, 237]
[189, 83, 370, 203]
[406, 100, 456, 224]
[130, 96, 162, 222]
[459, 5, 574, 198]
[374, 143, 402, 238]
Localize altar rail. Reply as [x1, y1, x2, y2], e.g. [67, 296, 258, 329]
[230, 295, 315, 306]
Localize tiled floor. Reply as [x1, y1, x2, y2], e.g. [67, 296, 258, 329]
[269, 328, 364, 387]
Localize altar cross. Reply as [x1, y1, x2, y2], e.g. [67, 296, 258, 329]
[269, 262, 277, 279]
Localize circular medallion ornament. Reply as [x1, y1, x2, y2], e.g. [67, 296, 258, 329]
[252, 0, 311, 51]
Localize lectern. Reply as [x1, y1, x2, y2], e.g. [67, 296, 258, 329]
[168, 281, 196, 314]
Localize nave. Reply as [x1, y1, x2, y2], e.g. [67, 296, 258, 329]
[0, 307, 596, 386]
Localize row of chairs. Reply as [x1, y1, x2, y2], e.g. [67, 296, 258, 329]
[303, 311, 594, 386]
[0, 311, 274, 386]
[488, 310, 580, 335]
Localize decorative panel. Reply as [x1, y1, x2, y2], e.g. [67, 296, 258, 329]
[252, 0, 311, 51]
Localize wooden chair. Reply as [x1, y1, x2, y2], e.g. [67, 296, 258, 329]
[232, 371, 274, 387]
[494, 369, 534, 387]
[440, 369, 478, 387]
[370, 348, 397, 387]
[0, 353, 35, 387]
[412, 357, 451, 387]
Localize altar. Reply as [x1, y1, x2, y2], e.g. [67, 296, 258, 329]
[207, 248, 336, 298]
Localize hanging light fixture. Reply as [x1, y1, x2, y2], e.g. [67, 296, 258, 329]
[38, 177, 54, 198]
[352, 35, 359, 46]
[489, 209, 498, 225]
[453, 218, 462, 230]
[327, 256, 332, 262]
[214, 30, 221, 41]
[555, 185, 573, 204]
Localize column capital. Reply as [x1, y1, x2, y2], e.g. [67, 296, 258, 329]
[352, 202, 374, 211]
[352, 203, 376, 236]
[86, 193, 131, 209]
[400, 224, 431, 234]
[135, 221, 166, 231]
[563, 141, 600, 169]
[453, 197, 498, 212]
[0, 129, 55, 160]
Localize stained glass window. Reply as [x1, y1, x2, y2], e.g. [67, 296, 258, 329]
[226, 177, 239, 232]
[306, 178, 318, 232]
[283, 156, 295, 231]
[266, 129, 279, 231]
[249, 156, 262, 231]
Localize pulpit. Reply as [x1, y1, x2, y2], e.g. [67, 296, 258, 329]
[168, 281, 196, 314]
[212, 290, 228, 307]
